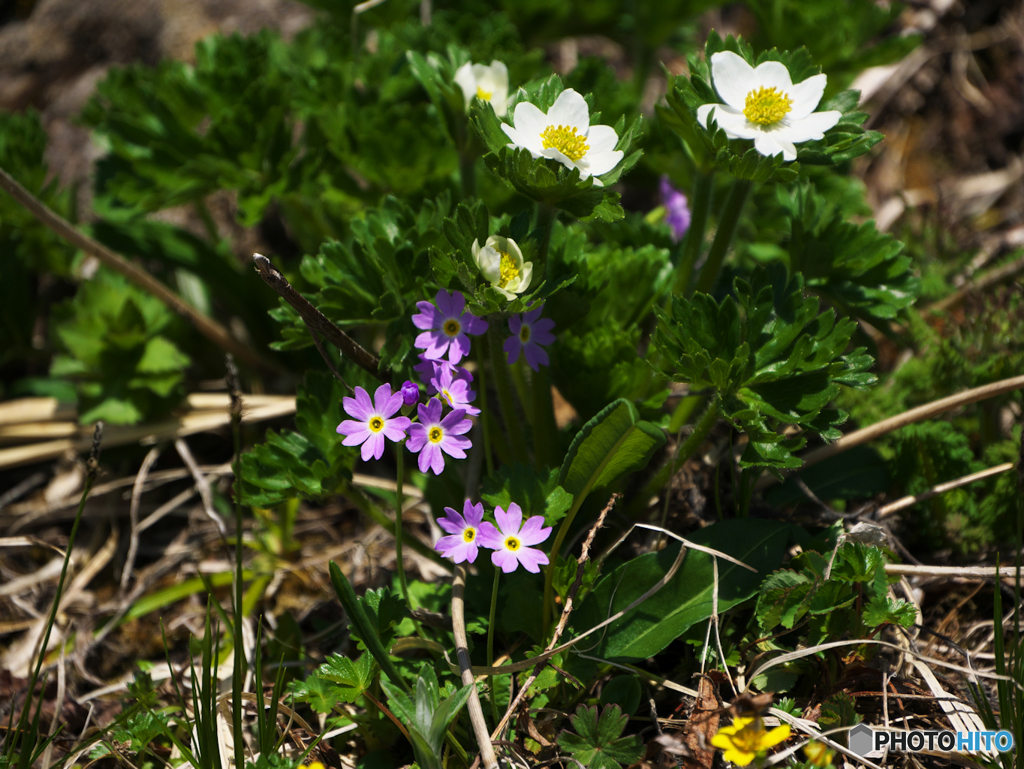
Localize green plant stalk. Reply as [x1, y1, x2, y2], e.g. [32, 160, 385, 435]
[673, 171, 714, 296]
[476, 340, 495, 476]
[535, 204, 558, 280]
[8, 425, 100, 769]
[510, 359, 530, 415]
[394, 445, 412, 608]
[668, 393, 703, 434]
[329, 561, 411, 693]
[486, 568, 501, 722]
[692, 177, 751, 297]
[345, 484, 450, 568]
[628, 396, 720, 520]
[459, 153, 477, 200]
[490, 325, 530, 464]
[531, 364, 560, 469]
[394, 447, 424, 638]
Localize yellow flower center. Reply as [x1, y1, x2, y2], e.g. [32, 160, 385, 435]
[368, 416, 385, 433]
[462, 528, 476, 543]
[504, 536, 521, 551]
[428, 426, 444, 443]
[519, 325, 531, 343]
[498, 249, 519, 288]
[540, 124, 589, 162]
[476, 86, 492, 101]
[441, 388, 452, 406]
[443, 319, 461, 337]
[743, 86, 793, 126]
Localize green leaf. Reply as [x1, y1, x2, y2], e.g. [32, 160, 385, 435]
[353, 587, 407, 651]
[575, 519, 799, 660]
[652, 265, 875, 470]
[236, 371, 357, 506]
[290, 674, 347, 713]
[556, 704, 644, 769]
[480, 463, 573, 528]
[558, 399, 666, 502]
[756, 569, 816, 631]
[765, 445, 889, 507]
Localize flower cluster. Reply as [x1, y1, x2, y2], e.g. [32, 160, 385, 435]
[337, 289, 558, 473]
[435, 501, 551, 573]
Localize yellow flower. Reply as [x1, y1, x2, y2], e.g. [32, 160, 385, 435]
[299, 762, 325, 769]
[710, 716, 790, 766]
[804, 741, 833, 767]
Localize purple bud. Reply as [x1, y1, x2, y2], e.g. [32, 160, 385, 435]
[659, 175, 691, 243]
[400, 380, 420, 406]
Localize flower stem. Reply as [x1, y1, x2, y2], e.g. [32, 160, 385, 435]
[535, 204, 558, 281]
[476, 342, 495, 478]
[486, 567, 501, 722]
[627, 397, 720, 520]
[692, 177, 751, 297]
[490, 326, 530, 464]
[394, 446, 423, 637]
[673, 170, 714, 296]
[531, 365, 559, 470]
[459, 153, 477, 200]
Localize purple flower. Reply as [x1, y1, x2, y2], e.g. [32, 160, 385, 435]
[336, 384, 412, 461]
[434, 500, 485, 563]
[659, 175, 691, 242]
[478, 503, 552, 573]
[504, 306, 556, 372]
[431, 364, 480, 416]
[406, 398, 473, 475]
[413, 354, 473, 395]
[412, 289, 488, 364]
[400, 380, 420, 406]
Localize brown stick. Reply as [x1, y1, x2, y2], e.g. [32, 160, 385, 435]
[452, 564, 499, 769]
[0, 165, 271, 371]
[252, 253, 385, 382]
[801, 374, 1024, 469]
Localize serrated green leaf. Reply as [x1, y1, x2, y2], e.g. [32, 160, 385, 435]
[557, 704, 644, 769]
[480, 463, 572, 528]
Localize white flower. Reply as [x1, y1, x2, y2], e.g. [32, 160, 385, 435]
[501, 88, 623, 186]
[454, 60, 509, 117]
[472, 235, 533, 299]
[696, 51, 841, 162]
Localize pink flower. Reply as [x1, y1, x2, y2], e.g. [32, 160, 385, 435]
[504, 306, 556, 372]
[336, 384, 412, 461]
[434, 500, 485, 563]
[406, 398, 473, 475]
[412, 289, 488, 364]
[478, 503, 552, 573]
[413, 354, 473, 395]
[431, 364, 480, 416]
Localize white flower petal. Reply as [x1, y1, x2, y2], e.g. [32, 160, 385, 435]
[776, 110, 841, 142]
[540, 146, 581, 175]
[546, 88, 590, 133]
[754, 133, 796, 161]
[508, 102, 548, 154]
[476, 246, 502, 283]
[502, 124, 540, 157]
[487, 61, 510, 116]
[514, 261, 533, 293]
[709, 51, 757, 111]
[786, 73, 827, 119]
[696, 103, 716, 128]
[706, 107, 756, 139]
[586, 124, 619, 154]
[453, 62, 475, 106]
[750, 60, 793, 92]
[583, 148, 624, 177]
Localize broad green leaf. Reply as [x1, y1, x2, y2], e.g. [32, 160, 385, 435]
[574, 519, 799, 660]
[558, 399, 666, 501]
